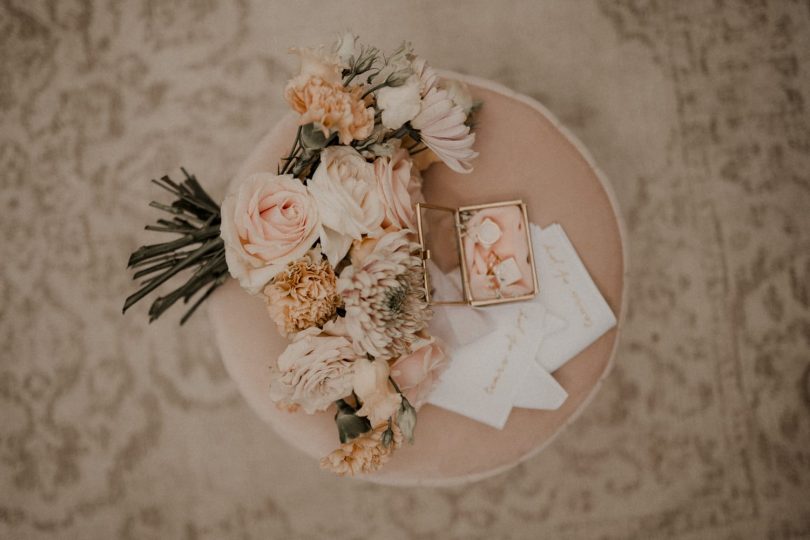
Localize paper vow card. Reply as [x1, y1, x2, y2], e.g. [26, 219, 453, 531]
[428, 303, 564, 429]
[531, 223, 617, 373]
[426, 222, 617, 429]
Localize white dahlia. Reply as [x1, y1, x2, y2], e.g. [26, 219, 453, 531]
[411, 87, 478, 174]
[338, 230, 431, 361]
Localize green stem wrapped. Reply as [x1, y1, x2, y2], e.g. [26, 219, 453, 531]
[123, 169, 228, 324]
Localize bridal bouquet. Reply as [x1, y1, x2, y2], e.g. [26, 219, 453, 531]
[124, 34, 480, 476]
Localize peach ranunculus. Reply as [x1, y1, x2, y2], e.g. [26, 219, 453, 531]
[390, 337, 448, 409]
[352, 357, 402, 426]
[269, 321, 356, 414]
[284, 47, 374, 144]
[374, 148, 422, 231]
[308, 146, 386, 265]
[220, 173, 320, 294]
[462, 205, 534, 300]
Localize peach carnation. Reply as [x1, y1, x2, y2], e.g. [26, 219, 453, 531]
[319, 422, 403, 477]
[263, 251, 341, 336]
[285, 78, 374, 144]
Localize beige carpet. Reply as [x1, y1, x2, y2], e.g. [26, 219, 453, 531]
[2, 1, 809, 538]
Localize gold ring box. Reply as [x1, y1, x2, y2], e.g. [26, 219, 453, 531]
[416, 200, 539, 307]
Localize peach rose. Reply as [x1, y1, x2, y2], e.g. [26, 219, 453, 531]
[374, 148, 421, 231]
[220, 173, 320, 294]
[462, 205, 534, 300]
[308, 146, 386, 265]
[390, 337, 448, 409]
[352, 357, 402, 426]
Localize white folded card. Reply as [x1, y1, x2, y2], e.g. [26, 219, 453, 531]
[428, 303, 566, 429]
[530, 223, 617, 373]
[426, 222, 617, 429]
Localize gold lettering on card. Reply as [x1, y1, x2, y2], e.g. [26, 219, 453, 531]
[484, 309, 527, 394]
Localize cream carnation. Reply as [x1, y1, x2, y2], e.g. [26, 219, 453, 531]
[308, 146, 386, 265]
[269, 321, 356, 414]
[220, 173, 320, 294]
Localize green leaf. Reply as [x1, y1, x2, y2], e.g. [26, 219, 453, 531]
[334, 399, 372, 444]
[396, 396, 417, 444]
[300, 123, 328, 150]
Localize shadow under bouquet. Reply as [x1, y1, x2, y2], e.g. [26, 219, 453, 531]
[124, 34, 480, 476]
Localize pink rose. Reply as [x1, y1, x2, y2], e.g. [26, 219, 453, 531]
[221, 173, 320, 294]
[390, 338, 448, 408]
[462, 205, 534, 300]
[374, 148, 422, 231]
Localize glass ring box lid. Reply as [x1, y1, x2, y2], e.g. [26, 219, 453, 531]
[416, 200, 539, 307]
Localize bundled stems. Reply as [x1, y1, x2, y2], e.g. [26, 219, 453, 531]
[123, 169, 228, 324]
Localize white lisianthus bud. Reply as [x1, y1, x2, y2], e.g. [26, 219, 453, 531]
[376, 75, 422, 130]
[334, 32, 358, 66]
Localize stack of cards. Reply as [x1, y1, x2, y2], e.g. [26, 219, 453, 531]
[426, 223, 617, 429]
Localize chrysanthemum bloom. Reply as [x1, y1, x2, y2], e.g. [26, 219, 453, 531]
[320, 423, 403, 476]
[411, 86, 478, 174]
[338, 230, 431, 361]
[263, 251, 341, 336]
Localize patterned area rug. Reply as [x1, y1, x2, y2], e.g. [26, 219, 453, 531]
[1, 1, 809, 538]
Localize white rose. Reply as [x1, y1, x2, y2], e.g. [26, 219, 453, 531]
[220, 173, 320, 294]
[376, 75, 422, 130]
[269, 322, 356, 414]
[308, 146, 385, 265]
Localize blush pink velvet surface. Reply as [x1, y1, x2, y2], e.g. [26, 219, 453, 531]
[208, 73, 627, 486]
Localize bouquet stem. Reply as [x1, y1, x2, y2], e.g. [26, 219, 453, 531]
[123, 169, 228, 324]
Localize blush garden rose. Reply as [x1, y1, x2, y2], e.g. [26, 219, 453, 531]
[220, 172, 320, 294]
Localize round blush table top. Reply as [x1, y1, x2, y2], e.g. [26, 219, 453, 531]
[208, 73, 627, 487]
